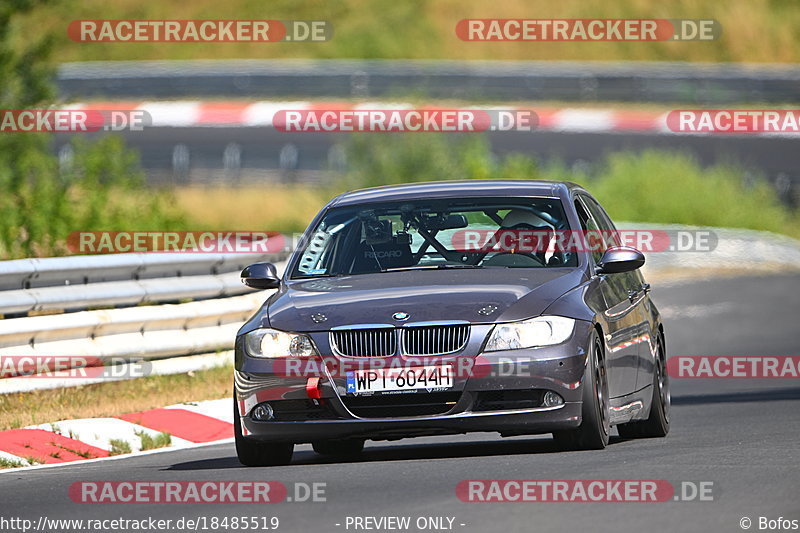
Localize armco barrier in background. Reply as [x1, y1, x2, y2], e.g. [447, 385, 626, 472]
[57, 59, 800, 104]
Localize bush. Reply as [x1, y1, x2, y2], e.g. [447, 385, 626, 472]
[568, 150, 799, 237]
[339, 133, 541, 190]
[0, 136, 187, 258]
[338, 134, 799, 237]
[0, 2, 188, 259]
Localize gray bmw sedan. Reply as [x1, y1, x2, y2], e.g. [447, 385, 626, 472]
[233, 180, 669, 466]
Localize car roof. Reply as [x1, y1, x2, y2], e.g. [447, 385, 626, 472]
[328, 180, 582, 207]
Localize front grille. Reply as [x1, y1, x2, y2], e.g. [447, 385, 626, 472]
[343, 392, 461, 418]
[269, 399, 336, 421]
[331, 327, 396, 357]
[402, 324, 470, 355]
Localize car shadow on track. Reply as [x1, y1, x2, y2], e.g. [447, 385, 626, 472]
[672, 387, 800, 405]
[163, 435, 629, 471]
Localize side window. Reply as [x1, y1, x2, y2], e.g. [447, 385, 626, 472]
[582, 196, 615, 232]
[574, 198, 604, 264]
[581, 195, 622, 252]
[583, 195, 645, 282]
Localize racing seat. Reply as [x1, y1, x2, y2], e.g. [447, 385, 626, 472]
[351, 238, 414, 273]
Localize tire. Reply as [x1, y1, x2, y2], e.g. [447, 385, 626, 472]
[553, 329, 610, 450]
[234, 399, 294, 467]
[312, 439, 365, 457]
[617, 333, 670, 439]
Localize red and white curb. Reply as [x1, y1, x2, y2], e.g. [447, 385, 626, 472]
[0, 398, 232, 471]
[65, 100, 800, 137]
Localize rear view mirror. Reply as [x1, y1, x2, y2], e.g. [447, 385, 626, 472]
[595, 247, 645, 274]
[241, 262, 281, 289]
[423, 214, 468, 231]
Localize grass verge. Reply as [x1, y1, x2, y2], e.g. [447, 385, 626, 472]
[178, 139, 798, 240]
[18, 0, 800, 64]
[109, 439, 132, 456]
[0, 364, 232, 431]
[0, 457, 25, 469]
[173, 184, 324, 235]
[137, 431, 172, 451]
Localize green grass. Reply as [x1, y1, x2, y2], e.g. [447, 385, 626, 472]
[172, 136, 799, 240]
[13, 0, 800, 64]
[0, 457, 26, 469]
[0, 136, 188, 260]
[109, 439, 132, 456]
[568, 150, 800, 237]
[337, 134, 800, 237]
[136, 431, 172, 451]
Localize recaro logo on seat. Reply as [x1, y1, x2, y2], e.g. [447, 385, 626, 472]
[364, 250, 403, 259]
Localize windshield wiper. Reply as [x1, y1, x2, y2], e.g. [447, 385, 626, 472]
[291, 273, 340, 279]
[382, 264, 483, 272]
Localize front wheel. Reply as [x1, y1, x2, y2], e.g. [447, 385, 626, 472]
[553, 330, 610, 450]
[234, 399, 294, 467]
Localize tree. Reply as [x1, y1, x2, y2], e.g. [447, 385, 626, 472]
[0, 1, 185, 258]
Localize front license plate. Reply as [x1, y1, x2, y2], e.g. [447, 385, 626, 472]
[346, 366, 454, 395]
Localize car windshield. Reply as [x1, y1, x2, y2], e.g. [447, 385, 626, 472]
[291, 196, 577, 278]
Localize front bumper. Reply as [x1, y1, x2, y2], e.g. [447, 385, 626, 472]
[234, 321, 592, 443]
[241, 402, 582, 442]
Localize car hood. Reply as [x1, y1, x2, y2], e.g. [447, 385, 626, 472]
[266, 268, 585, 331]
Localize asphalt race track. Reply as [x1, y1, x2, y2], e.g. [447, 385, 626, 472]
[1, 273, 798, 533]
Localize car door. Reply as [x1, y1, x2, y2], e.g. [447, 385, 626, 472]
[582, 195, 653, 393]
[574, 195, 641, 398]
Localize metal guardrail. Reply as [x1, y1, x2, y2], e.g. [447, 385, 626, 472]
[0, 252, 288, 315]
[0, 253, 287, 392]
[57, 59, 800, 104]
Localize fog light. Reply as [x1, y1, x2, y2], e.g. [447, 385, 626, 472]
[252, 403, 274, 421]
[543, 391, 564, 407]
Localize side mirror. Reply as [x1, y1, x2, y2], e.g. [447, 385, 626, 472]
[241, 262, 281, 289]
[595, 247, 645, 274]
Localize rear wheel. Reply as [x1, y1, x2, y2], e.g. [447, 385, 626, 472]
[312, 439, 365, 457]
[234, 399, 294, 467]
[553, 330, 610, 450]
[617, 334, 670, 439]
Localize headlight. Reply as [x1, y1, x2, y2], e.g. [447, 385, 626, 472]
[244, 328, 318, 358]
[485, 316, 575, 351]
